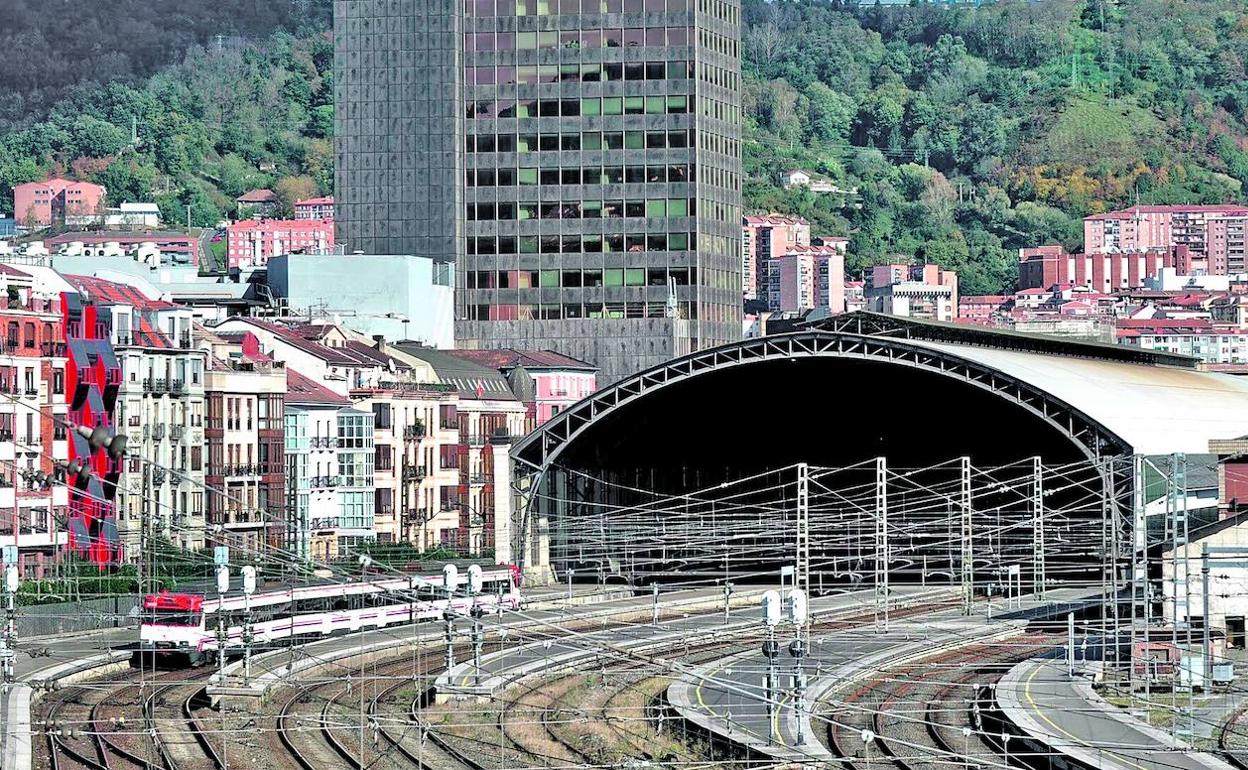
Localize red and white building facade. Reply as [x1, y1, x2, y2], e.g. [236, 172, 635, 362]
[1019, 244, 1189, 292]
[294, 197, 335, 221]
[226, 219, 335, 269]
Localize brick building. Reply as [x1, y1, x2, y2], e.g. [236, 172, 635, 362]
[1018, 244, 1187, 292]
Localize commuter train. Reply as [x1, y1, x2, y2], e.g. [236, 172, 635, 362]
[137, 564, 521, 666]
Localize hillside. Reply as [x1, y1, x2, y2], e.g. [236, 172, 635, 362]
[4, 0, 1248, 294]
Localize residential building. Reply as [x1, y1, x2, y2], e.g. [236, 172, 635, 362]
[236, 189, 279, 218]
[0, 266, 70, 567]
[844, 280, 865, 312]
[199, 328, 287, 555]
[780, 170, 811, 189]
[66, 275, 207, 556]
[226, 219, 335, 269]
[13, 178, 107, 229]
[294, 197, 335, 221]
[957, 295, 1013, 324]
[389, 344, 528, 555]
[742, 214, 810, 302]
[1083, 205, 1248, 274]
[765, 243, 846, 314]
[348, 379, 458, 549]
[1117, 318, 1248, 364]
[865, 264, 959, 321]
[285, 368, 375, 561]
[444, 349, 598, 424]
[267, 253, 454, 348]
[59, 272, 123, 565]
[1018, 244, 1185, 292]
[336, 0, 745, 385]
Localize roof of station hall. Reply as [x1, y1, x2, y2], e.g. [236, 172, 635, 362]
[803, 312, 1248, 456]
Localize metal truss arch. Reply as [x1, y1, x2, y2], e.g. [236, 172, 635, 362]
[511, 330, 1133, 477]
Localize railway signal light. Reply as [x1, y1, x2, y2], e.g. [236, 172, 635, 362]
[787, 588, 808, 627]
[467, 564, 483, 595]
[762, 590, 781, 627]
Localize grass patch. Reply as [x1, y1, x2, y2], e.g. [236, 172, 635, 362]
[1031, 96, 1163, 165]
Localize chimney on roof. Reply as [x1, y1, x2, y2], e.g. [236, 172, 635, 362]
[372, 334, 386, 352]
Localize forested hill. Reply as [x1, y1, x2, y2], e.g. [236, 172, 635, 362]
[0, 0, 332, 130]
[4, 0, 1248, 294]
[743, 0, 1248, 293]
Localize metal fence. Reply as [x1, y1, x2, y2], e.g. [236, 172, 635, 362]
[16, 595, 138, 639]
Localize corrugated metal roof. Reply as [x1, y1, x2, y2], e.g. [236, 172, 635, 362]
[911, 338, 1248, 455]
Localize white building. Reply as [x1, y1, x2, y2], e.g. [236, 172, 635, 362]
[285, 368, 375, 561]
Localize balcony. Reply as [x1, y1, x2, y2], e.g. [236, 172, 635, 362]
[40, 342, 66, 358]
[469, 472, 489, 486]
[152, 423, 166, 441]
[171, 425, 186, 441]
[467, 434, 488, 447]
[169, 380, 185, 396]
[402, 465, 427, 482]
[403, 424, 426, 440]
[21, 386, 38, 399]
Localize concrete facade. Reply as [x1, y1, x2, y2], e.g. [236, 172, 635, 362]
[267, 253, 455, 348]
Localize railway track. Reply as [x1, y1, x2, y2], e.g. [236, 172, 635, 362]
[827, 636, 1056, 770]
[1219, 704, 1248, 770]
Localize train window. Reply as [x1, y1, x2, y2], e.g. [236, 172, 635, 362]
[144, 607, 202, 627]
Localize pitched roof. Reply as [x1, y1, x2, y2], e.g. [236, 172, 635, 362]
[286, 367, 351, 406]
[64, 274, 175, 311]
[394, 344, 517, 400]
[236, 188, 277, 203]
[295, 196, 334, 206]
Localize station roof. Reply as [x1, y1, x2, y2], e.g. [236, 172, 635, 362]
[807, 312, 1248, 455]
[515, 311, 1248, 469]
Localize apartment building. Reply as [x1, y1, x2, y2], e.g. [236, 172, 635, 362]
[285, 368, 376, 561]
[348, 382, 460, 549]
[393, 345, 528, 554]
[199, 329, 287, 555]
[0, 266, 70, 567]
[14, 178, 107, 228]
[226, 219, 335, 269]
[743, 214, 810, 302]
[1084, 205, 1248, 274]
[765, 242, 847, 314]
